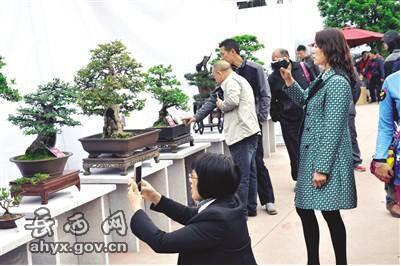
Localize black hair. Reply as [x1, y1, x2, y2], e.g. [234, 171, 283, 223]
[191, 153, 240, 199]
[296, 45, 307, 51]
[383, 30, 400, 53]
[219, 39, 240, 55]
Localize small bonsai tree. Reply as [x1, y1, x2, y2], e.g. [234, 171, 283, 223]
[145, 64, 189, 127]
[0, 56, 21, 102]
[8, 78, 81, 159]
[74, 40, 146, 138]
[0, 187, 21, 217]
[184, 55, 216, 98]
[10, 173, 49, 195]
[213, 34, 265, 65]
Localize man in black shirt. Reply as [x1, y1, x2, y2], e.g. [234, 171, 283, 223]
[268, 48, 310, 183]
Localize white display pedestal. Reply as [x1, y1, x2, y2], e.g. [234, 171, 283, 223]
[159, 143, 210, 205]
[192, 131, 230, 155]
[80, 159, 172, 252]
[9, 184, 116, 265]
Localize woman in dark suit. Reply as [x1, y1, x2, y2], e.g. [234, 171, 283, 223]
[127, 153, 257, 265]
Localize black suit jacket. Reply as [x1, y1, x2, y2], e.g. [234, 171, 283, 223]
[268, 61, 309, 122]
[130, 195, 257, 265]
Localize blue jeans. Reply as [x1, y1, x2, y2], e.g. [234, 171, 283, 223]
[229, 134, 258, 217]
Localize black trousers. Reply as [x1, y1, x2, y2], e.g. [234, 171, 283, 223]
[256, 131, 275, 205]
[296, 208, 347, 265]
[279, 118, 301, 181]
[368, 76, 382, 102]
[348, 102, 362, 166]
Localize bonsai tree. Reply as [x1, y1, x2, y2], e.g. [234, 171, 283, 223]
[145, 64, 189, 127]
[184, 55, 216, 98]
[8, 78, 81, 159]
[0, 187, 21, 217]
[213, 34, 265, 65]
[74, 40, 146, 138]
[0, 56, 21, 102]
[10, 173, 49, 195]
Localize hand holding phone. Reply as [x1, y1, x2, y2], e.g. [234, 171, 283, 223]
[134, 165, 142, 191]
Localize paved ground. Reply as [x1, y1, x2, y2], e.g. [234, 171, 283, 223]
[110, 103, 400, 264]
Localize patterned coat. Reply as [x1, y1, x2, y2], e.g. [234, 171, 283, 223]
[284, 69, 357, 211]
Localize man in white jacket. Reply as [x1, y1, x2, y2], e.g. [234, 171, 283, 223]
[184, 60, 260, 218]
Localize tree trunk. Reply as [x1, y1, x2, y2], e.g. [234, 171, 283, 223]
[103, 105, 124, 138]
[159, 106, 168, 122]
[25, 134, 56, 157]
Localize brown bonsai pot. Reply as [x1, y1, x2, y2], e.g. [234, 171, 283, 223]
[153, 124, 191, 141]
[10, 152, 72, 178]
[79, 129, 161, 158]
[0, 214, 23, 229]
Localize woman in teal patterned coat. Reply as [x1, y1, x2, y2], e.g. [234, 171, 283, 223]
[280, 28, 357, 265]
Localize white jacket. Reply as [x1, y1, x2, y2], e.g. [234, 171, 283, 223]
[221, 72, 260, 146]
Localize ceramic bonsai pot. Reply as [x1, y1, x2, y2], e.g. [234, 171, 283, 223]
[79, 129, 161, 158]
[10, 152, 73, 178]
[155, 124, 191, 141]
[0, 214, 23, 229]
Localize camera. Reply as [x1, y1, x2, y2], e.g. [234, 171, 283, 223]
[271, 60, 290, 70]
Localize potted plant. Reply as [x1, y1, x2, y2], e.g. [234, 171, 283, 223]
[145, 64, 190, 141]
[8, 78, 80, 177]
[184, 56, 223, 134]
[184, 55, 216, 99]
[75, 40, 160, 157]
[0, 187, 23, 229]
[9, 173, 50, 197]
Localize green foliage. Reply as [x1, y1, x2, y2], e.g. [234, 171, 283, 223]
[184, 71, 216, 91]
[318, 0, 400, 33]
[17, 152, 55, 161]
[152, 119, 169, 128]
[10, 173, 49, 196]
[74, 40, 146, 117]
[145, 64, 189, 126]
[8, 78, 81, 138]
[214, 34, 265, 65]
[112, 132, 133, 139]
[0, 56, 21, 102]
[0, 187, 21, 216]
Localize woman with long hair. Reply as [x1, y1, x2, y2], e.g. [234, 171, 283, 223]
[280, 28, 357, 265]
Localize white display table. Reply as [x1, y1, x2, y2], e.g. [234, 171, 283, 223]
[159, 143, 210, 205]
[0, 221, 33, 265]
[80, 159, 172, 252]
[262, 117, 276, 157]
[8, 184, 116, 265]
[192, 131, 230, 155]
[193, 118, 275, 158]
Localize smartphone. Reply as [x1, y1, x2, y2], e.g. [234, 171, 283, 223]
[135, 165, 142, 191]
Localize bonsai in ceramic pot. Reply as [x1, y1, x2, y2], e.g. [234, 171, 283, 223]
[8, 78, 80, 177]
[75, 41, 160, 157]
[145, 64, 190, 141]
[184, 56, 223, 134]
[184, 55, 216, 99]
[0, 187, 23, 229]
